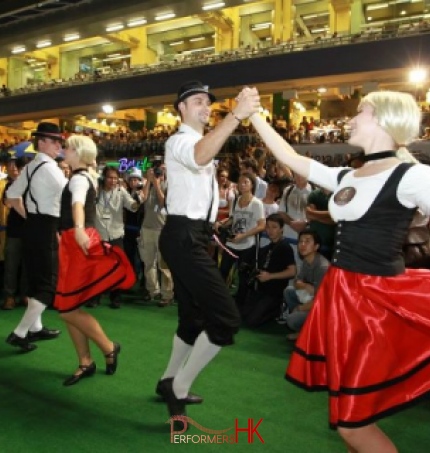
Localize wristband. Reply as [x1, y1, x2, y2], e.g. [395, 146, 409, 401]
[75, 225, 84, 229]
[231, 111, 243, 123]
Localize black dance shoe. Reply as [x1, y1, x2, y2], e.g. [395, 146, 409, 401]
[163, 378, 188, 430]
[27, 327, 61, 341]
[105, 342, 121, 375]
[156, 378, 204, 405]
[63, 362, 96, 386]
[6, 332, 37, 352]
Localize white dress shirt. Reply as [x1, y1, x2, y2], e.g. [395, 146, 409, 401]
[165, 124, 219, 223]
[7, 152, 67, 217]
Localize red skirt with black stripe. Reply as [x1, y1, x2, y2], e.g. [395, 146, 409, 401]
[286, 266, 430, 429]
[54, 228, 136, 312]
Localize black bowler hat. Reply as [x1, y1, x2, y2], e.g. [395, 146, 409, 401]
[31, 122, 64, 141]
[173, 80, 216, 110]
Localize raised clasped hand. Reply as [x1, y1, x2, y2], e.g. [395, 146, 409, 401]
[235, 86, 260, 119]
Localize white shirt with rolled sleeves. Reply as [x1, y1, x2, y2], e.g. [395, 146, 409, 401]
[165, 124, 219, 223]
[6, 152, 67, 217]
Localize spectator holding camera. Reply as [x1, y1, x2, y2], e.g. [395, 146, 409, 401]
[241, 213, 296, 328]
[138, 164, 174, 307]
[278, 229, 329, 339]
[218, 172, 266, 307]
[124, 168, 146, 291]
[91, 166, 143, 308]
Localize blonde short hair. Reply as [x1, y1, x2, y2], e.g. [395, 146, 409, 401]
[359, 91, 421, 163]
[66, 135, 97, 165]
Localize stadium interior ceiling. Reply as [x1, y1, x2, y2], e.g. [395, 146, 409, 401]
[0, 0, 429, 121]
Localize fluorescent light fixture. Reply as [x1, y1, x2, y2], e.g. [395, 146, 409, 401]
[303, 12, 329, 20]
[367, 3, 389, 11]
[64, 33, 80, 42]
[102, 54, 130, 62]
[92, 57, 98, 60]
[311, 28, 328, 33]
[36, 40, 51, 49]
[317, 87, 327, 93]
[251, 22, 271, 30]
[12, 46, 26, 54]
[155, 12, 176, 21]
[102, 104, 114, 114]
[190, 36, 205, 42]
[108, 53, 121, 57]
[106, 24, 124, 32]
[127, 18, 147, 27]
[266, 37, 272, 41]
[400, 10, 406, 14]
[27, 58, 36, 62]
[34, 68, 45, 72]
[202, 2, 225, 11]
[368, 16, 373, 20]
[170, 41, 184, 46]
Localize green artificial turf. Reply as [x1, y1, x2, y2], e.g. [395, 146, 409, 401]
[1, 291, 429, 453]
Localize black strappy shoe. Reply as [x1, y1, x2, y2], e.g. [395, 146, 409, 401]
[63, 362, 96, 386]
[105, 342, 121, 375]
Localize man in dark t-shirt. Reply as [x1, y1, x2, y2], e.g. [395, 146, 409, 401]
[241, 213, 296, 328]
[2, 157, 26, 310]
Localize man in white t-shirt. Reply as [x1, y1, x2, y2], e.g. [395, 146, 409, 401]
[278, 174, 313, 262]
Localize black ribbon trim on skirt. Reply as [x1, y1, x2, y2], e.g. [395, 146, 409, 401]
[329, 389, 430, 430]
[57, 275, 126, 314]
[328, 354, 430, 397]
[293, 345, 326, 362]
[285, 373, 328, 392]
[56, 261, 122, 297]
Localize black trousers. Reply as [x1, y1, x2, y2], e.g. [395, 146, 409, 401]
[160, 215, 241, 347]
[23, 214, 59, 306]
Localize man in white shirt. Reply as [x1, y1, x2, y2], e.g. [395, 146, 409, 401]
[5, 122, 67, 352]
[156, 80, 259, 426]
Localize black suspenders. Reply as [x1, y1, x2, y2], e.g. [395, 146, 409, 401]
[23, 161, 48, 214]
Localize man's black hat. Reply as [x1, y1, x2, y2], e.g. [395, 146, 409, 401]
[31, 122, 64, 141]
[174, 80, 216, 111]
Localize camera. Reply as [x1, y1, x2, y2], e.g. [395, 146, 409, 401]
[217, 224, 235, 244]
[238, 262, 261, 287]
[153, 166, 163, 178]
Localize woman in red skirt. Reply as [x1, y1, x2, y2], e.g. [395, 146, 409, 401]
[55, 135, 135, 386]
[248, 89, 430, 452]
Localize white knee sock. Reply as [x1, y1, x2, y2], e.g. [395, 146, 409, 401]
[173, 331, 221, 399]
[14, 298, 46, 338]
[29, 315, 43, 333]
[162, 335, 192, 379]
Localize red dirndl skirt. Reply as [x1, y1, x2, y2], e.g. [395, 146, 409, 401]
[54, 228, 136, 312]
[286, 266, 430, 429]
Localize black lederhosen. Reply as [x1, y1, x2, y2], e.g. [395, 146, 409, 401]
[159, 215, 241, 347]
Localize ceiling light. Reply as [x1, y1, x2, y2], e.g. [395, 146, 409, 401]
[202, 2, 225, 11]
[108, 53, 121, 57]
[102, 104, 114, 114]
[400, 10, 406, 14]
[409, 68, 427, 84]
[367, 3, 389, 11]
[64, 33, 80, 42]
[170, 41, 184, 46]
[34, 68, 45, 72]
[106, 24, 124, 32]
[155, 12, 176, 21]
[190, 37, 205, 42]
[110, 122, 116, 128]
[127, 18, 147, 27]
[368, 16, 373, 20]
[317, 87, 327, 93]
[12, 46, 26, 54]
[36, 40, 51, 49]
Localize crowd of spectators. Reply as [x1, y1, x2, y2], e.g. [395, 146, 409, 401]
[1, 18, 429, 98]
